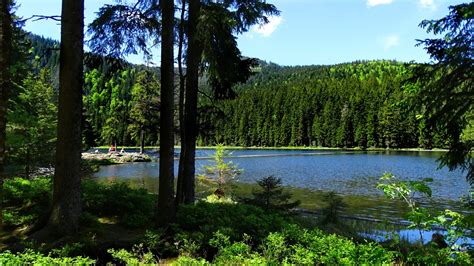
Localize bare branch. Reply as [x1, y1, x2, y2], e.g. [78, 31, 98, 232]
[19, 15, 61, 24]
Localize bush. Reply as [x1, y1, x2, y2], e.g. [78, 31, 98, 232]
[2, 176, 51, 226]
[2, 177, 155, 228]
[320, 191, 346, 224]
[406, 246, 472, 265]
[251, 175, 300, 211]
[108, 244, 158, 265]
[176, 224, 397, 265]
[81, 180, 156, 228]
[0, 249, 94, 265]
[173, 200, 292, 257]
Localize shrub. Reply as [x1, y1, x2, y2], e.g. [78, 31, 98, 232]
[81, 180, 156, 228]
[377, 173, 473, 264]
[251, 175, 300, 211]
[176, 224, 396, 265]
[173, 256, 210, 265]
[2, 176, 51, 226]
[320, 191, 346, 224]
[0, 249, 95, 265]
[173, 200, 292, 257]
[108, 244, 158, 265]
[2, 177, 156, 228]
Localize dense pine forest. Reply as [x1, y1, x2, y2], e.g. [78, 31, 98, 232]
[21, 35, 450, 150]
[207, 61, 449, 148]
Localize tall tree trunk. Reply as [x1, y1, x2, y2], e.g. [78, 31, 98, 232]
[176, 0, 187, 205]
[157, 0, 175, 226]
[48, 0, 84, 236]
[178, 0, 201, 204]
[0, 0, 12, 230]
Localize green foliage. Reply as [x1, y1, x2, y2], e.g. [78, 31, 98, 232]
[82, 64, 161, 147]
[204, 194, 236, 204]
[177, 224, 396, 265]
[210, 232, 266, 265]
[414, 2, 474, 184]
[50, 243, 86, 258]
[200, 144, 241, 196]
[108, 244, 158, 265]
[0, 249, 95, 265]
[174, 232, 202, 258]
[6, 68, 57, 175]
[173, 256, 210, 265]
[432, 209, 473, 248]
[173, 200, 291, 256]
[142, 229, 164, 250]
[81, 180, 156, 228]
[2, 176, 51, 226]
[2, 177, 156, 228]
[320, 191, 347, 224]
[377, 173, 434, 243]
[377, 173, 473, 263]
[199, 61, 439, 149]
[407, 246, 472, 265]
[128, 70, 160, 148]
[251, 175, 300, 211]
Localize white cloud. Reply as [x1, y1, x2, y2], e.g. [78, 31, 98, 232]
[419, 0, 436, 10]
[252, 16, 283, 38]
[367, 0, 393, 7]
[382, 34, 400, 50]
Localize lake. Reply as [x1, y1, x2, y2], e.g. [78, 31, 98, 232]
[94, 149, 470, 201]
[94, 148, 473, 245]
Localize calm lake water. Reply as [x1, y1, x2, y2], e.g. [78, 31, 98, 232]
[94, 149, 469, 201]
[94, 149, 473, 246]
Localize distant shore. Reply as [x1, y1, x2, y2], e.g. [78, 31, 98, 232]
[92, 145, 448, 152]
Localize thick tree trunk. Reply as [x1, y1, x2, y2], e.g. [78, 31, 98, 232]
[157, 0, 175, 226]
[48, 0, 84, 236]
[0, 0, 12, 230]
[176, 0, 187, 205]
[178, 0, 201, 205]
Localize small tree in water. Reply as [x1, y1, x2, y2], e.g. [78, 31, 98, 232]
[201, 144, 241, 197]
[320, 191, 346, 224]
[252, 176, 300, 211]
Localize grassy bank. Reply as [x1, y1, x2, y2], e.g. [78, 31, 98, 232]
[2, 176, 471, 265]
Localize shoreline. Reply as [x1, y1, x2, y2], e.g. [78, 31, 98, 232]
[92, 145, 448, 152]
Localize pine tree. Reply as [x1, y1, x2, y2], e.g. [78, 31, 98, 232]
[48, 0, 84, 235]
[0, 0, 12, 230]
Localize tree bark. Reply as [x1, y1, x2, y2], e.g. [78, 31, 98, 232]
[178, 0, 201, 204]
[157, 0, 175, 226]
[48, 0, 84, 236]
[0, 0, 12, 230]
[176, 0, 187, 205]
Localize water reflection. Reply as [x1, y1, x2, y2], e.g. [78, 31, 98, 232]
[94, 150, 469, 200]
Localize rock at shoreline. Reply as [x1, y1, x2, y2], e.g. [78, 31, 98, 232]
[82, 152, 152, 164]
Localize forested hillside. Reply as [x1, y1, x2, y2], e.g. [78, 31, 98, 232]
[26, 34, 450, 150]
[203, 61, 448, 148]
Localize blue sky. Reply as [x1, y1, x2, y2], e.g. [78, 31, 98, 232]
[15, 0, 466, 66]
